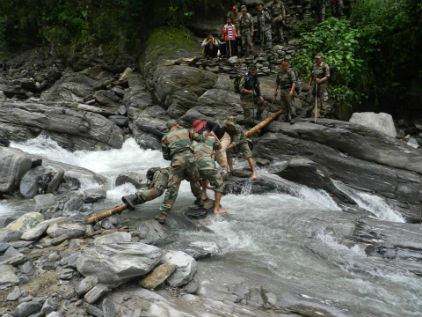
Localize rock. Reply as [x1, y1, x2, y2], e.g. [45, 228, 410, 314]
[20, 261, 35, 275]
[82, 302, 104, 317]
[0, 246, 24, 265]
[182, 279, 199, 294]
[228, 56, 239, 64]
[407, 137, 419, 149]
[59, 268, 75, 280]
[0, 147, 32, 194]
[0, 242, 10, 253]
[0, 264, 19, 285]
[13, 301, 42, 317]
[21, 217, 66, 241]
[161, 251, 197, 287]
[102, 297, 116, 317]
[83, 187, 106, 203]
[77, 275, 99, 296]
[41, 297, 59, 316]
[118, 67, 133, 83]
[19, 166, 63, 198]
[108, 115, 128, 127]
[46, 222, 86, 239]
[84, 284, 109, 304]
[140, 264, 177, 289]
[184, 241, 221, 259]
[33, 193, 57, 211]
[135, 220, 169, 245]
[7, 212, 44, 233]
[0, 229, 22, 243]
[7, 286, 21, 301]
[46, 312, 62, 317]
[349, 112, 397, 138]
[115, 172, 144, 188]
[76, 243, 162, 287]
[93, 232, 131, 246]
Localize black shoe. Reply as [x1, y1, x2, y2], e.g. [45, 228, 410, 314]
[122, 194, 140, 210]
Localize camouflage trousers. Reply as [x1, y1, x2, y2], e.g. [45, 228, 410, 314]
[240, 30, 253, 56]
[312, 83, 328, 111]
[138, 175, 168, 202]
[331, 0, 344, 16]
[272, 15, 285, 42]
[258, 28, 272, 51]
[279, 88, 295, 121]
[214, 132, 231, 171]
[241, 94, 267, 121]
[315, 0, 326, 22]
[159, 152, 202, 214]
[199, 168, 224, 193]
[227, 140, 252, 159]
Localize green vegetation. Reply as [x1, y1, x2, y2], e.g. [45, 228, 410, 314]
[292, 0, 421, 109]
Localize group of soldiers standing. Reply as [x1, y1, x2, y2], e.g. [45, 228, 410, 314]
[122, 117, 257, 224]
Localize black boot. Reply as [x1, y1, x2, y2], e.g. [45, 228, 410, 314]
[122, 194, 144, 210]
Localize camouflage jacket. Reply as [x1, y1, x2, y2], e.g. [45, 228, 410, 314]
[193, 135, 220, 170]
[161, 127, 195, 160]
[257, 10, 271, 31]
[225, 123, 247, 147]
[276, 68, 297, 89]
[149, 167, 170, 189]
[239, 13, 254, 33]
[271, 2, 286, 18]
[239, 73, 262, 97]
[311, 62, 330, 80]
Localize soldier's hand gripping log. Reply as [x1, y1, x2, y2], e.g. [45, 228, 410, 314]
[86, 204, 128, 224]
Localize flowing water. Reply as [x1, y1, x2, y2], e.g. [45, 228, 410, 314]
[10, 136, 422, 317]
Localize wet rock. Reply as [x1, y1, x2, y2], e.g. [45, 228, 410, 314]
[19, 166, 63, 198]
[21, 217, 66, 241]
[84, 284, 109, 304]
[93, 232, 131, 246]
[33, 193, 56, 211]
[13, 301, 42, 317]
[182, 278, 199, 294]
[0, 246, 24, 265]
[115, 172, 144, 188]
[0, 147, 32, 194]
[407, 137, 419, 149]
[184, 241, 221, 259]
[77, 275, 99, 296]
[7, 286, 21, 301]
[0, 229, 22, 243]
[349, 112, 397, 138]
[135, 219, 169, 245]
[140, 264, 177, 289]
[83, 187, 106, 203]
[7, 212, 44, 233]
[108, 115, 128, 127]
[46, 222, 86, 239]
[76, 243, 162, 287]
[161, 251, 197, 287]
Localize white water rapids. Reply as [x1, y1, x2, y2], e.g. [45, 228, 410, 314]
[6, 136, 422, 317]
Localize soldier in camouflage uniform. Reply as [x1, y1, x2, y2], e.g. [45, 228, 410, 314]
[239, 5, 254, 57]
[271, 0, 287, 43]
[192, 131, 227, 214]
[238, 66, 265, 122]
[331, 0, 344, 17]
[314, 0, 326, 22]
[256, 3, 272, 51]
[223, 116, 258, 180]
[307, 53, 330, 112]
[121, 167, 170, 209]
[274, 60, 297, 123]
[156, 120, 203, 224]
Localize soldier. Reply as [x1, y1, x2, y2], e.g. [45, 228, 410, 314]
[223, 116, 258, 180]
[307, 53, 330, 113]
[271, 0, 287, 43]
[313, 0, 326, 22]
[239, 5, 254, 57]
[238, 66, 265, 121]
[274, 60, 297, 123]
[156, 120, 203, 224]
[227, 5, 241, 36]
[121, 167, 170, 209]
[192, 131, 227, 215]
[256, 3, 272, 51]
[331, 0, 344, 17]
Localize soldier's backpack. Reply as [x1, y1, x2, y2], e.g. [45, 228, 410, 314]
[329, 65, 338, 82]
[232, 71, 248, 93]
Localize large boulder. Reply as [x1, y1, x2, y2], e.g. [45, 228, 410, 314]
[0, 102, 124, 150]
[76, 243, 162, 287]
[349, 112, 397, 138]
[161, 250, 197, 287]
[6, 212, 44, 232]
[0, 147, 32, 194]
[46, 222, 86, 239]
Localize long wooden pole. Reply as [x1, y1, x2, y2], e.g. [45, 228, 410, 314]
[314, 83, 318, 123]
[245, 108, 284, 137]
[86, 204, 128, 225]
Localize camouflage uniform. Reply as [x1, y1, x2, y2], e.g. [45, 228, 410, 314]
[239, 12, 254, 56]
[331, 0, 344, 17]
[192, 136, 224, 193]
[271, 1, 287, 42]
[159, 127, 202, 217]
[311, 61, 330, 110]
[314, 0, 326, 22]
[256, 10, 272, 50]
[137, 168, 170, 202]
[276, 68, 297, 121]
[238, 72, 266, 121]
[225, 123, 252, 159]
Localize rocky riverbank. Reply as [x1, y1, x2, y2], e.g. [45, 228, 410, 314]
[1, 25, 422, 317]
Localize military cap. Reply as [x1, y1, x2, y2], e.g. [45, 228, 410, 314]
[241, 4, 247, 10]
[223, 115, 236, 127]
[166, 119, 178, 129]
[315, 53, 324, 58]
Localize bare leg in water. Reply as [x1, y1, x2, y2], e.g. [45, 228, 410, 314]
[201, 180, 209, 201]
[248, 158, 258, 180]
[214, 191, 227, 214]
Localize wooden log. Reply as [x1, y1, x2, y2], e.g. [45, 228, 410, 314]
[86, 204, 128, 225]
[245, 108, 284, 137]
